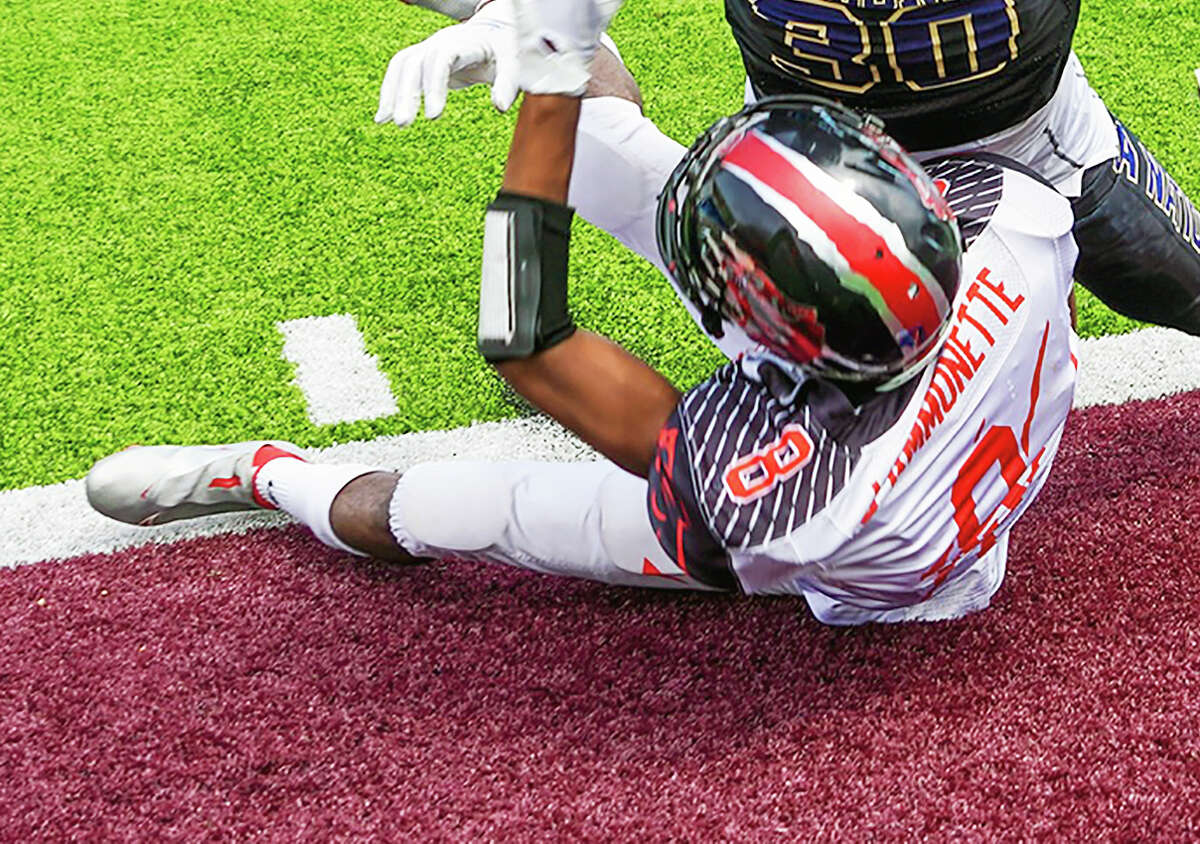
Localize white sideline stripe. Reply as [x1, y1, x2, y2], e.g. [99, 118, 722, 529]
[1, 328, 1197, 570]
[1073, 327, 1200, 409]
[278, 314, 398, 425]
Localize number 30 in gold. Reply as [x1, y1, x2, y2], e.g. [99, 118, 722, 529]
[756, 0, 1020, 95]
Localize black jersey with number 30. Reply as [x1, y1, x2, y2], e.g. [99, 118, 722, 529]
[726, 0, 1077, 150]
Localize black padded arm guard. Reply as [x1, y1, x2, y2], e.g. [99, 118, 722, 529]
[477, 191, 577, 362]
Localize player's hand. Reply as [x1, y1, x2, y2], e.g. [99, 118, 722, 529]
[513, 0, 624, 97]
[376, 0, 519, 127]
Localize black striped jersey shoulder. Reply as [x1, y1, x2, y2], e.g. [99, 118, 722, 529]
[922, 156, 1006, 248]
[647, 359, 917, 588]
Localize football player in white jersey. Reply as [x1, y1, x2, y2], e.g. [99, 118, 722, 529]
[86, 0, 1077, 625]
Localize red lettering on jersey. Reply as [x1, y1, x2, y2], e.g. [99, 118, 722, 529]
[945, 326, 985, 370]
[927, 373, 953, 410]
[940, 331, 978, 384]
[956, 301, 995, 345]
[649, 488, 668, 522]
[975, 268, 1025, 311]
[859, 268, 1029, 525]
[921, 323, 1054, 594]
[656, 426, 680, 480]
[723, 425, 814, 504]
[650, 423, 692, 574]
[967, 281, 1010, 324]
[916, 388, 945, 439]
[931, 360, 959, 401]
[966, 269, 1026, 326]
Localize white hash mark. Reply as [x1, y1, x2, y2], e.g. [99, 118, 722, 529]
[277, 314, 399, 426]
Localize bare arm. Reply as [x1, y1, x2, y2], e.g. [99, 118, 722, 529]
[498, 330, 681, 477]
[492, 94, 681, 477]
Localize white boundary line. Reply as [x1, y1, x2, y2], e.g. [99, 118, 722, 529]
[1073, 327, 1200, 408]
[2, 328, 1198, 569]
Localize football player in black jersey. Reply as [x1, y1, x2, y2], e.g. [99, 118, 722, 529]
[381, 0, 1200, 336]
[725, 0, 1072, 150]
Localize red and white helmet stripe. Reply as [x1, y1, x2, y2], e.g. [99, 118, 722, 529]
[721, 129, 951, 358]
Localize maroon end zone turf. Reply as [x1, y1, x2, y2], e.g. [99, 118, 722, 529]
[3, 393, 1200, 839]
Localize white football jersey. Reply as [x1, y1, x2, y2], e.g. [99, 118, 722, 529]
[647, 156, 1078, 623]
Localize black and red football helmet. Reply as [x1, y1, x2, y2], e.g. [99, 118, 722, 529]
[657, 95, 962, 389]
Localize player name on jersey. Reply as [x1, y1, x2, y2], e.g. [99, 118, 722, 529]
[862, 265, 1027, 524]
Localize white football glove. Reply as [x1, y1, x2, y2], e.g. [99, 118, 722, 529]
[376, 0, 519, 127]
[513, 0, 624, 96]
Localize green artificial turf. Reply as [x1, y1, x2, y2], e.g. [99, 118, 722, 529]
[0, 0, 1196, 490]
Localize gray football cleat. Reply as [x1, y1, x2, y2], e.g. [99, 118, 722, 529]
[86, 441, 305, 526]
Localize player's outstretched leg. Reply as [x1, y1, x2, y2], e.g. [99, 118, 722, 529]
[86, 443, 717, 589]
[1072, 119, 1200, 335]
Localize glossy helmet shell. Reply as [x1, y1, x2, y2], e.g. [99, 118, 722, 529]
[657, 95, 962, 389]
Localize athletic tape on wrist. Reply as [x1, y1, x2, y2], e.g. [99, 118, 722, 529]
[478, 191, 576, 362]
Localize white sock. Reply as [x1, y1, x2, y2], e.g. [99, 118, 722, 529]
[255, 457, 378, 556]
